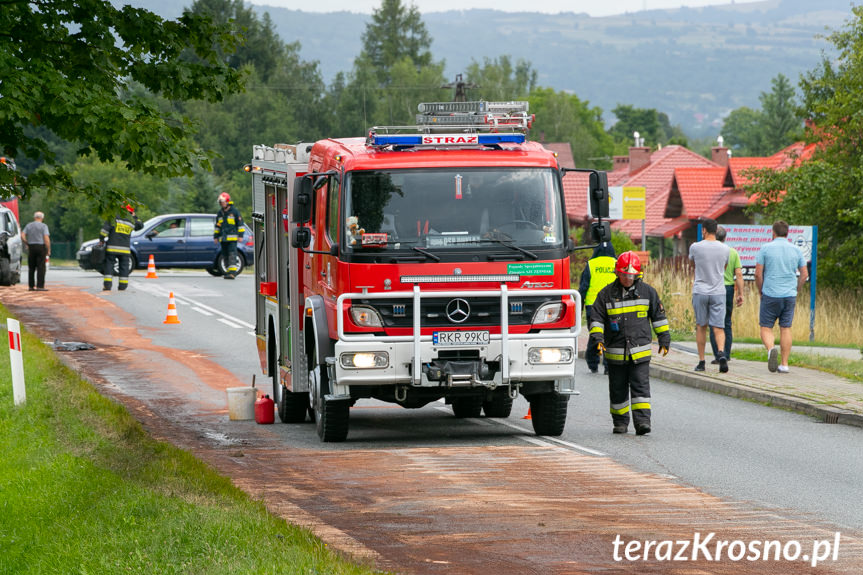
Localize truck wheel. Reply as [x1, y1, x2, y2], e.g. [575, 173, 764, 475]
[482, 392, 514, 418]
[529, 392, 570, 436]
[309, 342, 348, 442]
[451, 396, 483, 418]
[274, 371, 308, 424]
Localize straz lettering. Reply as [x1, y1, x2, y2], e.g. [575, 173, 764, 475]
[521, 281, 554, 288]
[422, 135, 479, 145]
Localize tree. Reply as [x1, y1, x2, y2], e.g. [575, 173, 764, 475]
[744, 8, 863, 288]
[334, 0, 446, 131]
[721, 74, 802, 157]
[0, 0, 244, 214]
[528, 88, 613, 169]
[464, 56, 537, 101]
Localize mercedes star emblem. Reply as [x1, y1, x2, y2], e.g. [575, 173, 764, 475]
[446, 298, 470, 323]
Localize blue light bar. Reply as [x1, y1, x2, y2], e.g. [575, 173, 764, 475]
[369, 132, 526, 147]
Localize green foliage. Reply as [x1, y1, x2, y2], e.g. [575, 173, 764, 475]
[464, 56, 537, 101]
[607, 105, 684, 150]
[722, 74, 802, 156]
[744, 8, 863, 288]
[361, 0, 433, 83]
[528, 88, 614, 169]
[0, 0, 244, 212]
[0, 306, 381, 575]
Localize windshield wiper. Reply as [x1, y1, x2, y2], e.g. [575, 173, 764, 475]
[478, 238, 538, 260]
[411, 246, 441, 261]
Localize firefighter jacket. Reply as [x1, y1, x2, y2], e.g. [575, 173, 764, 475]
[100, 215, 142, 254]
[589, 278, 671, 365]
[214, 204, 245, 242]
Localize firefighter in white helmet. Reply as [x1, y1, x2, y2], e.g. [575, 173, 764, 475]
[589, 251, 670, 435]
[213, 192, 245, 279]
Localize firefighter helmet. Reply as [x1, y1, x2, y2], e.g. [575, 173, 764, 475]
[125, 204, 135, 214]
[218, 192, 231, 204]
[615, 251, 642, 276]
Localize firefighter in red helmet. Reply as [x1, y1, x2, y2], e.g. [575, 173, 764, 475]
[214, 192, 245, 279]
[589, 251, 670, 435]
[99, 204, 142, 291]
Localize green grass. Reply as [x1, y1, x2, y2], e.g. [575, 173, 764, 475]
[730, 347, 863, 383]
[0, 306, 383, 575]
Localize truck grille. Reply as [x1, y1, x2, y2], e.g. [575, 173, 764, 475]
[356, 296, 557, 328]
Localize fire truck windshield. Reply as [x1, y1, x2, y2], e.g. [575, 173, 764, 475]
[343, 168, 565, 254]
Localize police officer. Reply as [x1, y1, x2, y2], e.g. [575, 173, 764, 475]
[578, 242, 617, 373]
[214, 192, 245, 279]
[589, 251, 670, 435]
[100, 204, 143, 291]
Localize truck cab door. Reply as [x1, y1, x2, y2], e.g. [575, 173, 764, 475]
[313, 176, 340, 311]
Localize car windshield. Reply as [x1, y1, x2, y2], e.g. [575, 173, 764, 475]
[342, 167, 564, 252]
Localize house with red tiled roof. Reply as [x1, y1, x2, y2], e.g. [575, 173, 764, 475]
[562, 141, 817, 257]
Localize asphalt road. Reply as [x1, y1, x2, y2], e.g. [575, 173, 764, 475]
[29, 268, 863, 534]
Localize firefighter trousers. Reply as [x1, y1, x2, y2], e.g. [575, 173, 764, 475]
[104, 252, 132, 291]
[220, 241, 238, 276]
[607, 359, 651, 428]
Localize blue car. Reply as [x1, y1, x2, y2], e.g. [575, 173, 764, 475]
[77, 213, 254, 276]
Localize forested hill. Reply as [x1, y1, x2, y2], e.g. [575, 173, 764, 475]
[120, 0, 853, 138]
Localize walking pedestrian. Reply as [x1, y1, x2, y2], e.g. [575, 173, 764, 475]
[22, 211, 50, 291]
[589, 251, 670, 435]
[755, 220, 808, 373]
[709, 225, 744, 363]
[688, 218, 730, 373]
[579, 241, 617, 374]
[214, 192, 245, 279]
[100, 204, 142, 291]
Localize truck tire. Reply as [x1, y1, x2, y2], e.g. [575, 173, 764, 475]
[274, 368, 308, 424]
[309, 338, 348, 442]
[482, 392, 514, 418]
[451, 396, 483, 418]
[528, 392, 569, 436]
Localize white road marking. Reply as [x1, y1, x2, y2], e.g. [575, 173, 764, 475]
[217, 317, 245, 329]
[192, 307, 214, 316]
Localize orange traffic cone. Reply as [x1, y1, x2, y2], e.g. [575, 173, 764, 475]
[163, 292, 181, 324]
[523, 407, 532, 420]
[145, 254, 158, 278]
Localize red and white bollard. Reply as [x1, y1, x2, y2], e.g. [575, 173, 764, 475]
[6, 318, 26, 405]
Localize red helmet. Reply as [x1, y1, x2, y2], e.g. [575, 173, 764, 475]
[218, 192, 231, 204]
[125, 204, 135, 214]
[615, 251, 642, 276]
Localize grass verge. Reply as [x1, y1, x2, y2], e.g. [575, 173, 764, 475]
[730, 347, 863, 383]
[0, 306, 383, 575]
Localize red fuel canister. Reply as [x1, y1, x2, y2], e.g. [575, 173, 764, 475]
[255, 394, 275, 424]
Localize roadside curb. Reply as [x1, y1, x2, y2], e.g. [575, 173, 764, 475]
[650, 364, 863, 430]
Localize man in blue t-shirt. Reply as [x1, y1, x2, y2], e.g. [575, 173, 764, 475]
[755, 220, 808, 374]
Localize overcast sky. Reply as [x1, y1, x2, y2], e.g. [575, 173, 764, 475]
[247, 0, 761, 16]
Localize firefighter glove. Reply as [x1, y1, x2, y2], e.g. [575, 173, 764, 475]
[596, 341, 606, 355]
[659, 345, 669, 356]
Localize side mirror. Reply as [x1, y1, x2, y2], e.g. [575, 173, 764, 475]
[291, 176, 312, 224]
[590, 221, 611, 244]
[145, 230, 157, 240]
[589, 171, 609, 219]
[292, 227, 311, 248]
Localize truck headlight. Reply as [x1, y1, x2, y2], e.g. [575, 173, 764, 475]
[528, 347, 573, 364]
[340, 352, 389, 369]
[531, 302, 564, 325]
[350, 305, 383, 328]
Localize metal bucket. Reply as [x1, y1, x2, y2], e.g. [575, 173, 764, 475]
[226, 387, 256, 421]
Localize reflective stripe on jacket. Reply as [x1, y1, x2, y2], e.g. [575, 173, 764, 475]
[589, 278, 671, 365]
[215, 205, 245, 242]
[100, 215, 142, 254]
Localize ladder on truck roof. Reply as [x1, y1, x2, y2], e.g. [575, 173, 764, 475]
[366, 101, 534, 149]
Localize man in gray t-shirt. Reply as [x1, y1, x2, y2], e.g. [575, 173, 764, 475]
[688, 218, 730, 373]
[22, 211, 51, 291]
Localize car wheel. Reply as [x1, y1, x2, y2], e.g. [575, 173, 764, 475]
[206, 266, 221, 277]
[217, 252, 245, 276]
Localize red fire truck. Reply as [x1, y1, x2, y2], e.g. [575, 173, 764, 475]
[248, 101, 610, 442]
